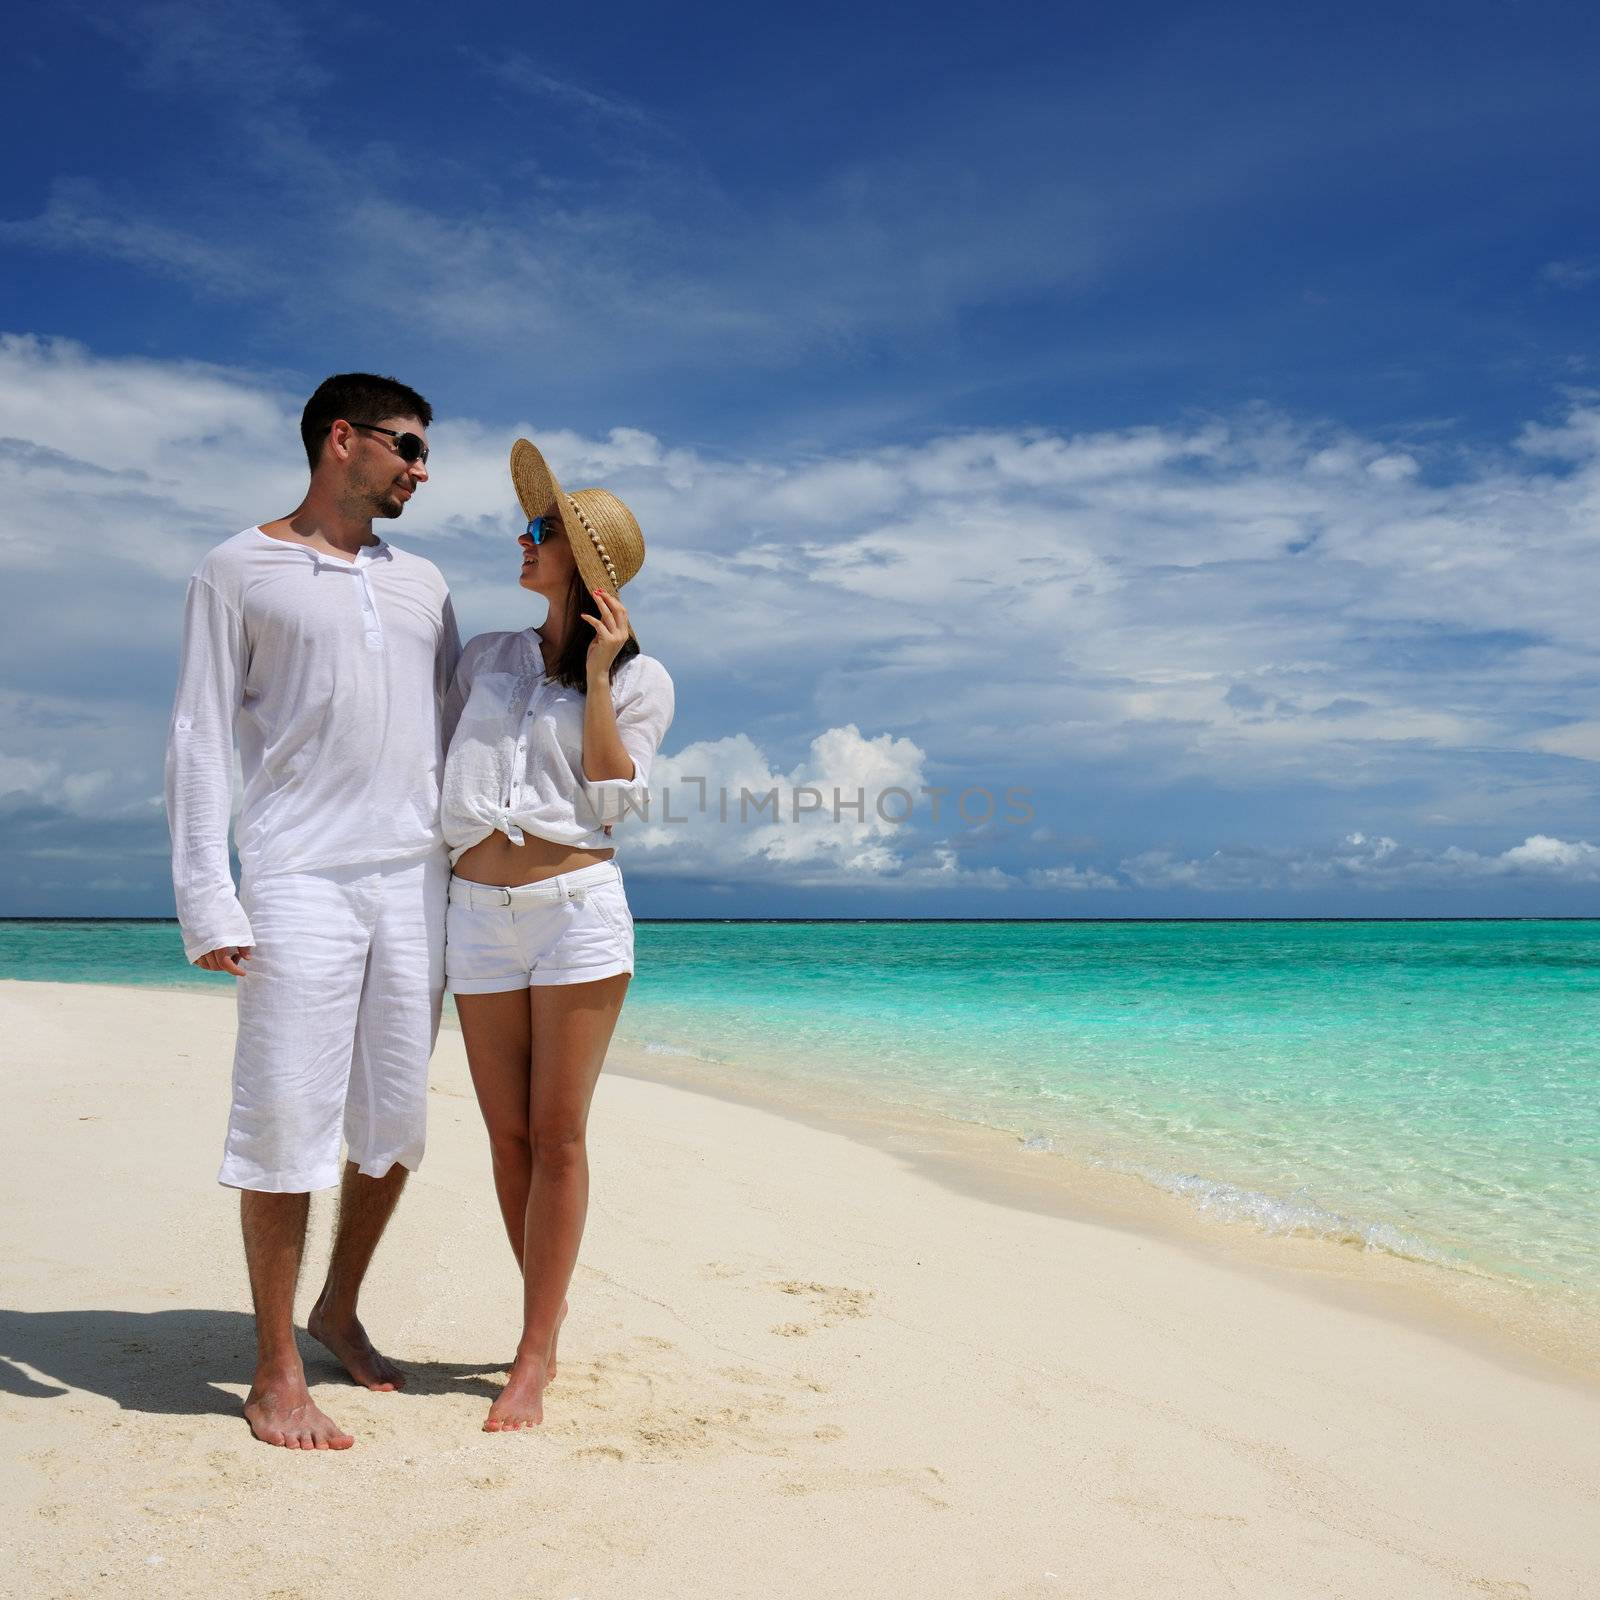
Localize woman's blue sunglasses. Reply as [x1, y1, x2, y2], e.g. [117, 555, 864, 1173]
[526, 516, 553, 544]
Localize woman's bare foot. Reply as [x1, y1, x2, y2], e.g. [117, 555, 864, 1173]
[243, 1368, 354, 1450]
[484, 1346, 550, 1432]
[307, 1295, 406, 1392]
[546, 1299, 568, 1383]
[484, 1304, 567, 1431]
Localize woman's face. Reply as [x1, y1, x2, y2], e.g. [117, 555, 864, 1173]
[518, 512, 577, 597]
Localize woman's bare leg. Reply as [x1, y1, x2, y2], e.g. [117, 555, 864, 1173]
[456, 990, 534, 1264]
[484, 972, 629, 1432]
[456, 988, 571, 1382]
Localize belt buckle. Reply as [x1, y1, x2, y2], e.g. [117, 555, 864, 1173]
[497, 886, 514, 908]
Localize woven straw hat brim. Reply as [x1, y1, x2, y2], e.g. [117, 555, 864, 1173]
[510, 438, 645, 648]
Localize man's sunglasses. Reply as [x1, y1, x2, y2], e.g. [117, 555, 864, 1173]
[347, 421, 429, 465]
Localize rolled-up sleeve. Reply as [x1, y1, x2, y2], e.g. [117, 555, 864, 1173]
[580, 657, 675, 827]
[165, 576, 254, 962]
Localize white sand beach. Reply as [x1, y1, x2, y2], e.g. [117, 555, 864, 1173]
[2, 977, 1598, 1599]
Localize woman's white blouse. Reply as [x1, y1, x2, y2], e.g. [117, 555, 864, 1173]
[442, 629, 674, 863]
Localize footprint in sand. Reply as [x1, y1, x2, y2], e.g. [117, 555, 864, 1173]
[570, 1444, 627, 1462]
[776, 1463, 946, 1509]
[767, 1280, 873, 1335]
[554, 1342, 805, 1464]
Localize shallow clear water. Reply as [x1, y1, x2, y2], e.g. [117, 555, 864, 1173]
[5, 918, 1597, 1304]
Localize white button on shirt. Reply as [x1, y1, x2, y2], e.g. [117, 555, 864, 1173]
[442, 629, 675, 863]
[164, 527, 461, 962]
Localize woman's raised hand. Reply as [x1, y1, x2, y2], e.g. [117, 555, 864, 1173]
[583, 588, 629, 680]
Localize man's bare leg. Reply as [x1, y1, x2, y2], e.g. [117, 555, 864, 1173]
[307, 1160, 410, 1391]
[241, 1190, 354, 1449]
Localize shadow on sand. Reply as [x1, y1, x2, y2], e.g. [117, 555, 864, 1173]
[0, 1307, 508, 1418]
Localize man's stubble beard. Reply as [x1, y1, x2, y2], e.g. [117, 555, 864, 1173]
[338, 475, 405, 521]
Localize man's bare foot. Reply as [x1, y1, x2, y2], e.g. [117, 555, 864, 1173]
[307, 1295, 406, 1392]
[546, 1299, 568, 1384]
[484, 1347, 549, 1432]
[243, 1370, 354, 1450]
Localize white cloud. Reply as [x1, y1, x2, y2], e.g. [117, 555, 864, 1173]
[620, 724, 1016, 889]
[0, 335, 299, 585]
[0, 181, 268, 300]
[1122, 831, 1600, 891]
[0, 739, 167, 864]
[5, 335, 1600, 904]
[90, 0, 331, 104]
[475, 54, 680, 143]
[1495, 834, 1600, 876]
[1026, 865, 1125, 892]
[1525, 720, 1600, 762]
[1539, 258, 1600, 291]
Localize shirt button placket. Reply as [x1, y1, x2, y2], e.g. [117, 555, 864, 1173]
[509, 689, 530, 805]
[358, 567, 383, 651]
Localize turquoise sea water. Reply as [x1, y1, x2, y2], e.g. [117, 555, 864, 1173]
[5, 918, 1598, 1307]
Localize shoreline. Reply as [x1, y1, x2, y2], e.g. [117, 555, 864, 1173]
[11, 975, 1597, 1394]
[600, 1038, 1600, 1397]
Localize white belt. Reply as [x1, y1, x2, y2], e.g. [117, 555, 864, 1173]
[448, 860, 620, 909]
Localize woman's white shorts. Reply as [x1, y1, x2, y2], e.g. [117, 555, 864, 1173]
[446, 860, 634, 994]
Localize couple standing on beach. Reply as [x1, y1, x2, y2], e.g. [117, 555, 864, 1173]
[165, 373, 674, 1450]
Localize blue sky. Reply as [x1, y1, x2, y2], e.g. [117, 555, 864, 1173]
[3, 0, 1599, 916]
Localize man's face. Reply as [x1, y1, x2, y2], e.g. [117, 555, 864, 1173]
[344, 413, 430, 520]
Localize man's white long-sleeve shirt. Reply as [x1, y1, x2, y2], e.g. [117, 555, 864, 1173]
[165, 527, 461, 963]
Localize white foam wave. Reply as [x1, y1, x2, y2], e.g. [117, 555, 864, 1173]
[639, 1039, 728, 1064]
[1093, 1159, 1463, 1270]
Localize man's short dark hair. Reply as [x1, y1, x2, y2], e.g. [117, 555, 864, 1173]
[301, 373, 433, 470]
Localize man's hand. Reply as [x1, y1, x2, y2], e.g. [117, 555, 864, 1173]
[195, 946, 253, 977]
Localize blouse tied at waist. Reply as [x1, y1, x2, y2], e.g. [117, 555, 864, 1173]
[441, 629, 674, 863]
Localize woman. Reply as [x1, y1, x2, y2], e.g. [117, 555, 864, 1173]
[441, 438, 674, 1432]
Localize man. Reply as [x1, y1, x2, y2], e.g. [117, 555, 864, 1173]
[165, 373, 460, 1450]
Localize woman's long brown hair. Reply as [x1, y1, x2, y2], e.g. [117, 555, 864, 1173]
[545, 570, 640, 691]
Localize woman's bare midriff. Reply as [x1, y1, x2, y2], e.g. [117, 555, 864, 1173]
[453, 832, 615, 888]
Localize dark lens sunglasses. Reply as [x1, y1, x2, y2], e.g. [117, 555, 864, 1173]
[525, 515, 555, 544]
[348, 421, 429, 465]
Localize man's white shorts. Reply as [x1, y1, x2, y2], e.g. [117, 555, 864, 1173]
[221, 852, 448, 1193]
[445, 860, 634, 994]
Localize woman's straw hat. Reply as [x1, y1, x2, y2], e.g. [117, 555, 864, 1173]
[510, 437, 645, 646]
